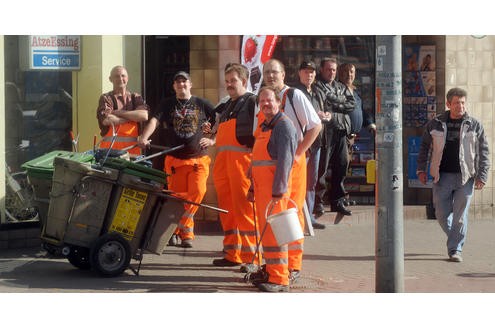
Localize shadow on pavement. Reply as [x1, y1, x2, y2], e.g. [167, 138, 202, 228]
[457, 273, 495, 278]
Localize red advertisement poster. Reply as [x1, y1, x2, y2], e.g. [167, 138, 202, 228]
[241, 35, 278, 94]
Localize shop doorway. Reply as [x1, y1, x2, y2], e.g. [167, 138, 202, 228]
[143, 36, 190, 170]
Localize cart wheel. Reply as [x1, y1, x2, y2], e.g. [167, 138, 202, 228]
[67, 246, 91, 270]
[90, 233, 131, 277]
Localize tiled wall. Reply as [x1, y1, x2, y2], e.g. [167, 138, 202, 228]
[189, 36, 241, 220]
[446, 35, 495, 220]
[402, 36, 446, 205]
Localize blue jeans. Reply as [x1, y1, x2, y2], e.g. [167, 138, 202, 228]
[432, 173, 474, 255]
[306, 148, 321, 224]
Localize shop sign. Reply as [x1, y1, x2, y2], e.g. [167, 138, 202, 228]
[28, 35, 80, 70]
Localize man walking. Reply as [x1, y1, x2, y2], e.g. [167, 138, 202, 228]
[417, 87, 489, 262]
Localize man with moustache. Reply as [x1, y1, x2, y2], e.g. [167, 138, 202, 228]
[249, 86, 298, 292]
[211, 63, 260, 271]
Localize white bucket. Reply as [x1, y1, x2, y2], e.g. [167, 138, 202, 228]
[265, 198, 304, 246]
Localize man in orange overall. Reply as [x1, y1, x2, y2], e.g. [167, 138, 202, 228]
[261, 59, 322, 284]
[250, 86, 298, 292]
[97, 65, 149, 156]
[211, 64, 259, 269]
[138, 71, 216, 248]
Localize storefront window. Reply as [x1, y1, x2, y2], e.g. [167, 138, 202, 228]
[3, 35, 72, 225]
[272, 35, 376, 204]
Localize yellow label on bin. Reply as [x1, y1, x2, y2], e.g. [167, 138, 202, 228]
[109, 187, 148, 240]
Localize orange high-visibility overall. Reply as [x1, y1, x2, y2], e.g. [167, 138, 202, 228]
[165, 155, 211, 240]
[100, 122, 141, 156]
[252, 118, 292, 286]
[257, 99, 306, 273]
[213, 118, 257, 264]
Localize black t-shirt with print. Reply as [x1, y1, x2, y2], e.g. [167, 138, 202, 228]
[439, 116, 462, 173]
[154, 96, 215, 159]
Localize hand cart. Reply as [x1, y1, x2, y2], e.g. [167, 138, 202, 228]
[36, 146, 226, 277]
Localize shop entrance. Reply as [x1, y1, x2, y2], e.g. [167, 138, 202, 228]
[143, 36, 190, 170]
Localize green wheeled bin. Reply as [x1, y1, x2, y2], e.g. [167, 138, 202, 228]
[21, 150, 94, 228]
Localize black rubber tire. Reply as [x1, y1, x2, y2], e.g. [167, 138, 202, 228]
[67, 246, 91, 270]
[90, 233, 131, 277]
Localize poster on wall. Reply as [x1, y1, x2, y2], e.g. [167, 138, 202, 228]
[403, 44, 436, 128]
[407, 136, 433, 188]
[241, 35, 278, 94]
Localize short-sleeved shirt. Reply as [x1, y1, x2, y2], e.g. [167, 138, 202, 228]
[153, 96, 215, 159]
[279, 85, 321, 143]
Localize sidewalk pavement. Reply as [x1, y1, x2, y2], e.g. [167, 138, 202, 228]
[1, 205, 495, 293]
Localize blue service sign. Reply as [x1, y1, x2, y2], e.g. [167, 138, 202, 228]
[33, 54, 80, 68]
[29, 35, 80, 70]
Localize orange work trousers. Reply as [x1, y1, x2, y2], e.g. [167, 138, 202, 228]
[213, 119, 257, 264]
[252, 122, 292, 286]
[164, 155, 210, 240]
[288, 153, 306, 272]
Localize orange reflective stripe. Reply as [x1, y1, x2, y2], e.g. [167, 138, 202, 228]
[166, 155, 210, 240]
[214, 118, 256, 264]
[251, 124, 290, 285]
[100, 121, 140, 155]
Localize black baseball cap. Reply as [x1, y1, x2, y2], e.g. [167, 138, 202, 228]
[173, 71, 190, 81]
[299, 61, 317, 70]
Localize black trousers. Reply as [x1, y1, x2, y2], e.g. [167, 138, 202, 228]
[315, 129, 348, 209]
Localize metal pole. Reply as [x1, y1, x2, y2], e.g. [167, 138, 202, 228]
[375, 35, 404, 292]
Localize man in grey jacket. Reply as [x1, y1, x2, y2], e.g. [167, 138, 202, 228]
[417, 87, 489, 262]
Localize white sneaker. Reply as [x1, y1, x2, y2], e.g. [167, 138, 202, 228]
[449, 252, 463, 262]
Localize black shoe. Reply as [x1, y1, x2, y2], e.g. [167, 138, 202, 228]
[168, 234, 180, 246]
[212, 258, 240, 267]
[313, 205, 325, 218]
[240, 263, 259, 273]
[336, 206, 352, 216]
[335, 200, 352, 216]
[178, 238, 193, 248]
[244, 265, 268, 285]
[289, 270, 301, 284]
[343, 199, 356, 206]
[257, 282, 289, 292]
[311, 221, 326, 229]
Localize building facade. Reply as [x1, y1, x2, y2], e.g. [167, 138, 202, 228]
[1, 35, 494, 248]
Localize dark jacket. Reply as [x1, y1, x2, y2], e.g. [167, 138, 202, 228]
[315, 78, 355, 135]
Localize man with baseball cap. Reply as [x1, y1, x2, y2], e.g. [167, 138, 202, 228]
[139, 70, 216, 248]
[294, 61, 328, 230]
[173, 71, 190, 81]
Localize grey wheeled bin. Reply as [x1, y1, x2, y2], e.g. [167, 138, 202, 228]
[21, 150, 94, 228]
[41, 156, 185, 277]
